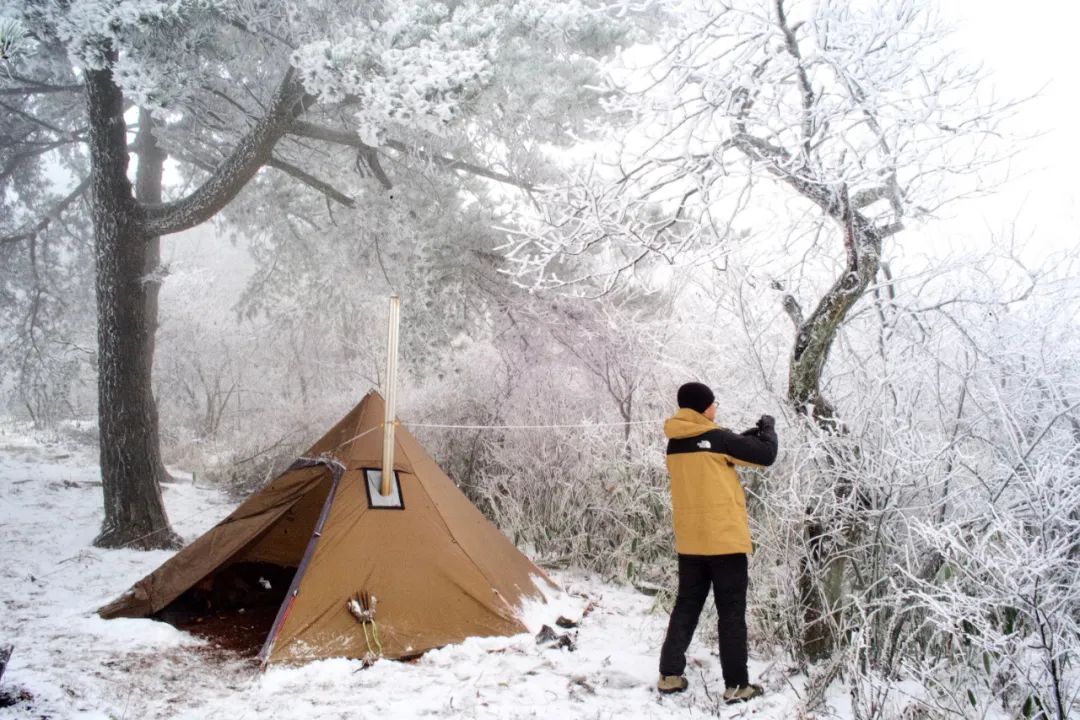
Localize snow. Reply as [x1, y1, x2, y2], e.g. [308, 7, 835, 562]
[0, 427, 830, 719]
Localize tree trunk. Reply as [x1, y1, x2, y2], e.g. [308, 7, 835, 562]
[133, 108, 175, 482]
[135, 108, 165, 377]
[785, 191, 882, 662]
[87, 60, 180, 550]
[787, 201, 882, 425]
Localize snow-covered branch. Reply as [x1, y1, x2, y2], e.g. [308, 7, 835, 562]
[0, 176, 90, 246]
[267, 157, 356, 207]
[142, 68, 308, 237]
[288, 121, 533, 191]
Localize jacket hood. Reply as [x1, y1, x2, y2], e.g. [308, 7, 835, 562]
[664, 408, 717, 439]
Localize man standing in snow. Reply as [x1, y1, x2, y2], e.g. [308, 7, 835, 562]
[657, 381, 777, 703]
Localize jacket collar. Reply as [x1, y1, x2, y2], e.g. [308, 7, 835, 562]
[664, 408, 717, 439]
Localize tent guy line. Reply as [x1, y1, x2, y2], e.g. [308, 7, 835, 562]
[328, 416, 669, 452]
[332, 424, 382, 451]
[36, 415, 660, 577]
[403, 419, 663, 430]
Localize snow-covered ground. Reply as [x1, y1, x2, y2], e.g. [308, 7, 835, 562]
[0, 426, 829, 719]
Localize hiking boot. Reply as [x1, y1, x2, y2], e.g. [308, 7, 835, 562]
[724, 683, 764, 704]
[657, 674, 689, 694]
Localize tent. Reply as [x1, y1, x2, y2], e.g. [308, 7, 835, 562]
[98, 391, 555, 665]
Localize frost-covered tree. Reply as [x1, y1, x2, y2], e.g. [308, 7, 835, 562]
[1, 0, 644, 549]
[0, 13, 94, 426]
[509, 0, 1016, 660]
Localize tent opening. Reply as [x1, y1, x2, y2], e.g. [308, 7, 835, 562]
[152, 471, 335, 657]
[156, 561, 297, 656]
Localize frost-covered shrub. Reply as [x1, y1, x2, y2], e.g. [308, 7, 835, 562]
[737, 259, 1080, 719]
[200, 440, 308, 501]
[475, 424, 672, 585]
[410, 334, 677, 588]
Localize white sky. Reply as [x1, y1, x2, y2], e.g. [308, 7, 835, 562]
[941, 2, 1080, 253]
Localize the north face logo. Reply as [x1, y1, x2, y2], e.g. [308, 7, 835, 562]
[697, 440, 711, 449]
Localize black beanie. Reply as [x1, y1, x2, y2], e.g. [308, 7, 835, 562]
[677, 382, 715, 413]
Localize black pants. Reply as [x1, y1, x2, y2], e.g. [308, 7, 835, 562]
[658, 553, 749, 688]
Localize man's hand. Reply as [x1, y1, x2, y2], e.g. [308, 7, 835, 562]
[741, 415, 776, 436]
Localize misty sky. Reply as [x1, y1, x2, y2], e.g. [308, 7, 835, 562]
[945, 2, 1080, 251]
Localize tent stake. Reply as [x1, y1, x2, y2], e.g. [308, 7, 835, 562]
[381, 295, 400, 496]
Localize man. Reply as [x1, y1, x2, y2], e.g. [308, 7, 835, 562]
[657, 381, 778, 703]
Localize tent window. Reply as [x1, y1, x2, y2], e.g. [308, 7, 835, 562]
[363, 469, 404, 509]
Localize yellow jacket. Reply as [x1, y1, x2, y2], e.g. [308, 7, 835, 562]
[664, 409, 777, 555]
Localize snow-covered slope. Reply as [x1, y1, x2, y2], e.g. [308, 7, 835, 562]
[0, 428, 819, 719]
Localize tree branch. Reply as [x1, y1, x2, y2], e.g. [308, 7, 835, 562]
[0, 138, 82, 185]
[783, 294, 803, 328]
[775, 0, 816, 158]
[0, 175, 90, 246]
[283, 123, 393, 189]
[267, 156, 354, 207]
[851, 185, 891, 209]
[356, 146, 393, 190]
[141, 68, 309, 237]
[289, 120, 533, 191]
[876, 221, 904, 239]
[385, 138, 532, 191]
[0, 82, 83, 96]
[0, 100, 79, 137]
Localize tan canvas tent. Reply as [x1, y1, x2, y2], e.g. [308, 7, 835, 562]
[99, 391, 554, 665]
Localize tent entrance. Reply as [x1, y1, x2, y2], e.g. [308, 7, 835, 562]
[158, 561, 297, 655]
[154, 463, 339, 657]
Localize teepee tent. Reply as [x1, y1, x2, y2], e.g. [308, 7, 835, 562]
[98, 391, 554, 665]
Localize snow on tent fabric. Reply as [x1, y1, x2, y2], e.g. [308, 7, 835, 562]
[98, 391, 556, 665]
